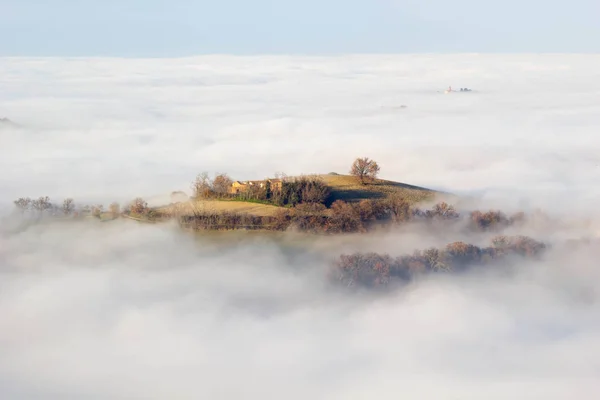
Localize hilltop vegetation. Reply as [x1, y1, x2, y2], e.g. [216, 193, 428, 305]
[11, 156, 527, 235]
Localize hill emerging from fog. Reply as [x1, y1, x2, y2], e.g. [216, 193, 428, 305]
[159, 174, 440, 218]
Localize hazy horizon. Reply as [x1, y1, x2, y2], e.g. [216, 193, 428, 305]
[2, 0, 600, 56]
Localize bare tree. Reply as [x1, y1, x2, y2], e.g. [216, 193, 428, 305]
[212, 173, 233, 196]
[31, 196, 52, 214]
[431, 202, 459, 219]
[14, 197, 32, 213]
[350, 157, 380, 185]
[300, 176, 330, 204]
[191, 172, 213, 199]
[62, 198, 75, 215]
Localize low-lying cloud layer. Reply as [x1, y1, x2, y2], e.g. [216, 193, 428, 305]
[1, 55, 600, 399]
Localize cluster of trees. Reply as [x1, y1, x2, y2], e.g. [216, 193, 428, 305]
[190, 172, 330, 207]
[12, 196, 123, 219]
[187, 156, 382, 206]
[177, 198, 529, 235]
[191, 172, 233, 199]
[13, 196, 120, 218]
[334, 235, 547, 288]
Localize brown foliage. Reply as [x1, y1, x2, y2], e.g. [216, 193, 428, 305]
[350, 157, 380, 185]
[328, 200, 363, 233]
[191, 172, 213, 199]
[130, 197, 148, 215]
[384, 195, 412, 223]
[212, 173, 233, 196]
[335, 236, 546, 288]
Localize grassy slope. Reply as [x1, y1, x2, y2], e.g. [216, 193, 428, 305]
[158, 174, 438, 218]
[320, 174, 435, 204]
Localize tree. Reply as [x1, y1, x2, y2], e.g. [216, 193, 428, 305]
[14, 197, 32, 213]
[191, 172, 213, 199]
[328, 200, 363, 233]
[431, 202, 459, 220]
[212, 173, 233, 196]
[385, 194, 411, 223]
[62, 198, 75, 215]
[91, 205, 104, 218]
[130, 197, 148, 215]
[300, 175, 330, 204]
[350, 157, 380, 185]
[109, 202, 121, 217]
[31, 196, 52, 214]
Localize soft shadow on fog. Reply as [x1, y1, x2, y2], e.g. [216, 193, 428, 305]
[1, 55, 600, 399]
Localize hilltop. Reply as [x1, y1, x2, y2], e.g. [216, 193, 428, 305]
[158, 173, 439, 218]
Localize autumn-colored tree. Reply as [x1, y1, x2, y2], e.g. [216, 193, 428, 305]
[212, 173, 233, 196]
[62, 198, 75, 215]
[130, 197, 148, 215]
[328, 200, 363, 233]
[385, 194, 411, 223]
[431, 202, 459, 219]
[300, 176, 330, 204]
[350, 157, 380, 185]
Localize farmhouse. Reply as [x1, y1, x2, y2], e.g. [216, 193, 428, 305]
[229, 179, 283, 194]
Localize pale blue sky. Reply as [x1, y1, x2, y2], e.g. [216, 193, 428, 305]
[1, 0, 599, 56]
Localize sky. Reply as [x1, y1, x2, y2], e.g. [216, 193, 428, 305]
[1, 0, 600, 56]
[2, 55, 600, 398]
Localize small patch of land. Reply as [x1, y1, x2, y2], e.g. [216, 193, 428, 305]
[159, 198, 283, 217]
[158, 174, 438, 218]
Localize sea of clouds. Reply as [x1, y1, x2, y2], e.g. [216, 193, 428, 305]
[1, 54, 600, 399]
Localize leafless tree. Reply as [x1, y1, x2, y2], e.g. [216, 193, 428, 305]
[385, 194, 411, 223]
[300, 175, 330, 204]
[62, 198, 75, 215]
[431, 202, 459, 219]
[31, 196, 52, 214]
[191, 172, 213, 199]
[13, 197, 32, 213]
[212, 173, 233, 196]
[350, 157, 380, 184]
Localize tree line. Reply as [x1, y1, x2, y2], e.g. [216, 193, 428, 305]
[334, 235, 547, 289]
[12, 196, 121, 219]
[190, 172, 331, 207]
[176, 198, 531, 234]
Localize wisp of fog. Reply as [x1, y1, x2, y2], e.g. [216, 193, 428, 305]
[1, 55, 600, 399]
